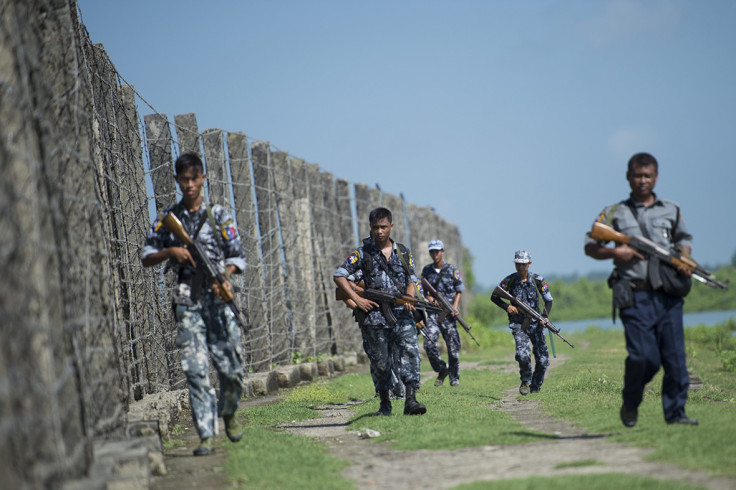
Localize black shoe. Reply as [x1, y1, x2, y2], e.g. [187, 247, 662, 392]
[530, 386, 540, 394]
[377, 391, 392, 416]
[667, 417, 698, 426]
[193, 437, 215, 456]
[434, 366, 449, 386]
[223, 415, 243, 443]
[620, 405, 638, 428]
[450, 380, 460, 387]
[519, 382, 530, 396]
[403, 385, 426, 415]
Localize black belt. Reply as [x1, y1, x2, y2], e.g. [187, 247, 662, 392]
[629, 279, 652, 291]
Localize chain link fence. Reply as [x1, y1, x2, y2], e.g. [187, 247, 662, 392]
[0, 0, 465, 487]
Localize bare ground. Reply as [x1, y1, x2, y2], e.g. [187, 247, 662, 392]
[153, 356, 735, 490]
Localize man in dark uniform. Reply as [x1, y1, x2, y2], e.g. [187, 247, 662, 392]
[491, 250, 553, 395]
[142, 152, 247, 455]
[420, 239, 465, 387]
[585, 152, 698, 427]
[334, 207, 426, 416]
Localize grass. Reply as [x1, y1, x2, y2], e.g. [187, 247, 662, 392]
[543, 326, 736, 478]
[224, 320, 736, 487]
[454, 473, 709, 490]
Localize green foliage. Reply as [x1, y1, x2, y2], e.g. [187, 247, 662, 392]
[468, 265, 736, 326]
[684, 265, 736, 312]
[461, 246, 476, 292]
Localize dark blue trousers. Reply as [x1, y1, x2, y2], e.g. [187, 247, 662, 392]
[619, 290, 690, 422]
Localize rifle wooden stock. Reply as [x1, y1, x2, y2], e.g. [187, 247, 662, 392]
[492, 286, 574, 349]
[421, 278, 480, 346]
[160, 213, 249, 330]
[335, 282, 442, 313]
[590, 222, 728, 290]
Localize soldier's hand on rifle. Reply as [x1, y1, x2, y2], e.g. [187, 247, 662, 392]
[355, 297, 379, 313]
[507, 305, 519, 315]
[613, 244, 644, 263]
[676, 247, 694, 277]
[212, 279, 232, 299]
[168, 246, 196, 267]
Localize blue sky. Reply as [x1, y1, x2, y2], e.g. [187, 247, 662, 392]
[78, 0, 735, 288]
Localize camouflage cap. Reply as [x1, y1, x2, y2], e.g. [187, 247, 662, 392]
[428, 239, 444, 251]
[513, 250, 531, 263]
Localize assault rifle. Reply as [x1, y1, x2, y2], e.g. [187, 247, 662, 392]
[492, 286, 574, 349]
[161, 212, 249, 330]
[335, 282, 443, 326]
[589, 222, 729, 291]
[421, 278, 480, 346]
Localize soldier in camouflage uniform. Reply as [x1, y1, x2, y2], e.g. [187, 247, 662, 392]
[342, 262, 404, 399]
[420, 239, 465, 387]
[491, 250, 553, 396]
[334, 207, 426, 416]
[142, 152, 246, 456]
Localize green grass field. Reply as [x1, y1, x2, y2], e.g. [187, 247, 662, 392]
[224, 320, 736, 488]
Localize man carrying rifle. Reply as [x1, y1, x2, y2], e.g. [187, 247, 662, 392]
[421, 239, 465, 387]
[584, 152, 698, 427]
[142, 152, 246, 455]
[491, 250, 553, 396]
[334, 207, 426, 416]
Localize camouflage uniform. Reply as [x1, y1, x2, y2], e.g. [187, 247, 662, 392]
[491, 272, 553, 390]
[143, 202, 246, 440]
[335, 240, 421, 392]
[420, 263, 465, 384]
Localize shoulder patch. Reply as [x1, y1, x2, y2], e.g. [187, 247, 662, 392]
[454, 269, 461, 281]
[220, 220, 238, 241]
[153, 218, 163, 233]
[408, 253, 415, 270]
[499, 279, 508, 290]
[540, 281, 549, 294]
[348, 249, 360, 265]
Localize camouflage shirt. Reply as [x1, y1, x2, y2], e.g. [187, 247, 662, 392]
[492, 272, 553, 325]
[420, 263, 464, 303]
[335, 239, 419, 327]
[142, 201, 246, 301]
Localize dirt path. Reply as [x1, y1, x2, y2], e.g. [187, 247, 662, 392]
[279, 359, 735, 490]
[153, 357, 734, 490]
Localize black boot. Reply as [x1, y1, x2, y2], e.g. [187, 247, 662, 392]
[403, 385, 426, 415]
[377, 390, 392, 416]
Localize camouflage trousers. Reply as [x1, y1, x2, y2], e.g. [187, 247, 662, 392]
[362, 317, 421, 392]
[423, 313, 461, 383]
[362, 326, 404, 396]
[175, 293, 245, 440]
[510, 322, 549, 389]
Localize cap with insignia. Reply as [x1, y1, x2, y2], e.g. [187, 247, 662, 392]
[513, 250, 531, 263]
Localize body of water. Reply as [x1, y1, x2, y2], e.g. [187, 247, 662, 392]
[551, 309, 736, 333]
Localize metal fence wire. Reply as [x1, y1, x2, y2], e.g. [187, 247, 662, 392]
[0, 0, 465, 487]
